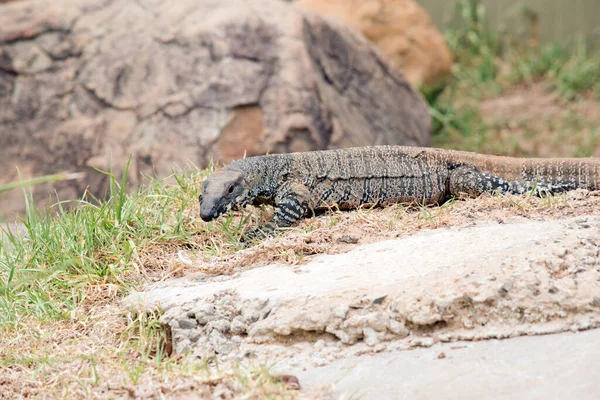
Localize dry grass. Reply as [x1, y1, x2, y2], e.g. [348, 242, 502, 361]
[0, 305, 311, 399]
[157, 189, 600, 278]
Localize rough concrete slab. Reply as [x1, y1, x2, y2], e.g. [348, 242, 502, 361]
[124, 215, 600, 365]
[291, 328, 600, 400]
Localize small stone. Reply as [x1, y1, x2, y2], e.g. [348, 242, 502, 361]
[230, 316, 247, 334]
[499, 280, 513, 296]
[241, 305, 262, 323]
[261, 308, 272, 319]
[178, 318, 198, 330]
[366, 313, 388, 332]
[372, 344, 386, 353]
[438, 352, 446, 359]
[193, 303, 216, 325]
[173, 337, 192, 354]
[181, 304, 193, 312]
[335, 331, 355, 345]
[363, 327, 380, 346]
[548, 286, 559, 294]
[555, 248, 569, 258]
[333, 306, 349, 319]
[583, 256, 596, 266]
[313, 356, 329, 367]
[209, 320, 231, 333]
[189, 329, 203, 342]
[437, 333, 452, 342]
[209, 330, 236, 355]
[218, 295, 234, 306]
[559, 262, 569, 270]
[387, 319, 409, 337]
[410, 337, 434, 347]
[314, 339, 325, 350]
[273, 375, 301, 390]
[337, 235, 359, 244]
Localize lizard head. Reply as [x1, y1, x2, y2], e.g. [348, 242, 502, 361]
[200, 168, 249, 222]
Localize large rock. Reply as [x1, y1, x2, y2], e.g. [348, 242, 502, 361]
[0, 0, 431, 218]
[295, 0, 453, 88]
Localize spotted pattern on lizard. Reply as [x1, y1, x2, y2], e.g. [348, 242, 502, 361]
[200, 146, 600, 240]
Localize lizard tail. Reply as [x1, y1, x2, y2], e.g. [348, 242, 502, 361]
[465, 154, 600, 190]
[413, 147, 600, 191]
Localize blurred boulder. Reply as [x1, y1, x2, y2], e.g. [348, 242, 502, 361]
[0, 0, 431, 217]
[295, 0, 453, 88]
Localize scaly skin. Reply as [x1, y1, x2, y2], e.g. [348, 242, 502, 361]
[200, 146, 600, 240]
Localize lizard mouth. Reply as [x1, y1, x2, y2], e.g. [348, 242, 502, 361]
[200, 201, 236, 222]
[200, 200, 224, 222]
[200, 208, 217, 222]
[200, 194, 247, 222]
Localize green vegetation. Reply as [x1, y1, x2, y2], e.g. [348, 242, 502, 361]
[0, 164, 207, 327]
[1, 0, 599, 397]
[428, 0, 600, 156]
[0, 165, 299, 397]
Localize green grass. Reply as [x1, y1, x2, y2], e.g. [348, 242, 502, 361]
[508, 39, 600, 99]
[428, 0, 600, 155]
[0, 172, 85, 194]
[0, 163, 302, 397]
[444, 0, 600, 96]
[0, 163, 222, 329]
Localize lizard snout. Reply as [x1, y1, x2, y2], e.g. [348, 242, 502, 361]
[200, 209, 214, 222]
[200, 197, 219, 222]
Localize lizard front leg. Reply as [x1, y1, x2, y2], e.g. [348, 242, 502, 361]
[449, 165, 575, 197]
[244, 180, 310, 242]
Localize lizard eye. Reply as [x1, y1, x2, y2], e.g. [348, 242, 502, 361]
[228, 186, 234, 194]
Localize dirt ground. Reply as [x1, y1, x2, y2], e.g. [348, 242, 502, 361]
[176, 188, 600, 277]
[478, 84, 600, 157]
[435, 82, 600, 158]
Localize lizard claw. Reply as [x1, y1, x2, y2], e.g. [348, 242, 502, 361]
[243, 224, 279, 244]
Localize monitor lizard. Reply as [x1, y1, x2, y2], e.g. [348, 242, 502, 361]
[200, 146, 600, 240]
